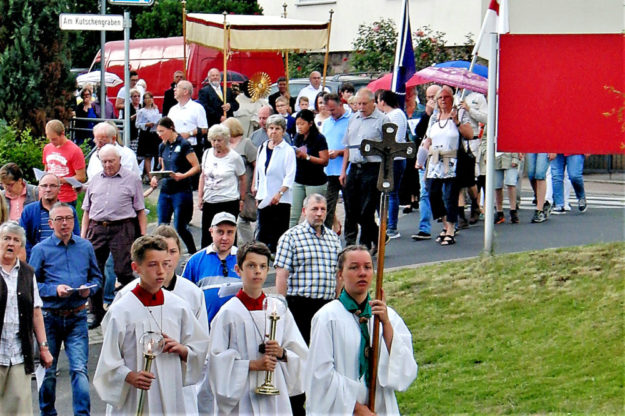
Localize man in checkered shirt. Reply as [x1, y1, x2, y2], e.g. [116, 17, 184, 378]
[274, 193, 342, 344]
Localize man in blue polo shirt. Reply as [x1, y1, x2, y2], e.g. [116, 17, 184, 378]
[322, 93, 352, 232]
[181, 212, 239, 325]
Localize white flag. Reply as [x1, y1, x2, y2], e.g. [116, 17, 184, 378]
[473, 0, 510, 59]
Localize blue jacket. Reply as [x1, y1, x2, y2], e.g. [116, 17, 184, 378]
[19, 201, 80, 261]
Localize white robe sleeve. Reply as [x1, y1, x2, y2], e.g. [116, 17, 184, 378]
[178, 302, 210, 387]
[305, 312, 362, 415]
[278, 309, 309, 397]
[208, 308, 251, 414]
[376, 307, 418, 391]
[93, 311, 133, 408]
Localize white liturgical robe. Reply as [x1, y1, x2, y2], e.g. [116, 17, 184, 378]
[208, 297, 308, 415]
[94, 290, 209, 415]
[305, 300, 418, 415]
[113, 278, 209, 415]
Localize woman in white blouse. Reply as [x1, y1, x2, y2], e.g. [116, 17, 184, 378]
[252, 115, 296, 253]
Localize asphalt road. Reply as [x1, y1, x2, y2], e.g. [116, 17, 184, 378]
[31, 175, 624, 415]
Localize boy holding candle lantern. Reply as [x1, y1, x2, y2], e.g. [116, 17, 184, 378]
[208, 241, 308, 415]
[93, 235, 209, 415]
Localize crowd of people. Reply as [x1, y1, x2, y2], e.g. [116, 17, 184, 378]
[0, 66, 589, 414]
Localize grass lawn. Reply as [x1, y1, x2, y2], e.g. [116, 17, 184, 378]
[384, 242, 624, 414]
[74, 191, 158, 223]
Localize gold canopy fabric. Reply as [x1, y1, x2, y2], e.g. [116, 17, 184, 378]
[186, 13, 330, 52]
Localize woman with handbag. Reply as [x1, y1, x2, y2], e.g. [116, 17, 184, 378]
[423, 85, 473, 246]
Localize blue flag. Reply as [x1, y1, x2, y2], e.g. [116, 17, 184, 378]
[391, 0, 416, 109]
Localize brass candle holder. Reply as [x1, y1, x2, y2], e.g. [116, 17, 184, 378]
[255, 295, 287, 396]
[136, 332, 164, 416]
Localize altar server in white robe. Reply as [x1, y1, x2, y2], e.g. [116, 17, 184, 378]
[305, 245, 418, 415]
[94, 235, 209, 415]
[113, 225, 209, 415]
[209, 241, 308, 415]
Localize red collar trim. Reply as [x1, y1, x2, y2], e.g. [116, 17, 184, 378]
[236, 289, 266, 311]
[131, 284, 164, 306]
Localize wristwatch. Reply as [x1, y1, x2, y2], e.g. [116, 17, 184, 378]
[279, 190, 284, 196]
[306, 154, 311, 161]
[40, 341, 49, 349]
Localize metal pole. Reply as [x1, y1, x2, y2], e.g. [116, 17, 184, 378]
[100, 0, 107, 116]
[483, 32, 498, 255]
[123, 9, 131, 147]
[282, 3, 289, 93]
[321, 10, 333, 89]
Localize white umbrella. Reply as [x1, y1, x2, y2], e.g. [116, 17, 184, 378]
[76, 71, 123, 88]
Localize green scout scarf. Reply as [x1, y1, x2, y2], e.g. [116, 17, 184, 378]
[339, 289, 372, 384]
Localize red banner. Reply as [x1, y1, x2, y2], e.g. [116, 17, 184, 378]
[498, 34, 625, 154]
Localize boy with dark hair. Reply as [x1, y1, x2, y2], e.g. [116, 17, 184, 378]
[209, 242, 308, 415]
[94, 235, 209, 414]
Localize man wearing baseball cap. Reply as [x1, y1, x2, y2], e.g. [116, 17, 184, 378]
[181, 212, 239, 324]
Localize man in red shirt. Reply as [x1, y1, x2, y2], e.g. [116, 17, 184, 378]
[43, 120, 86, 205]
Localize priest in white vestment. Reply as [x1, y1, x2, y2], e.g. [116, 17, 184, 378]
[305, 246, 417, 415]
[94, 235, 209, 415]
[208, 241, 308, 415]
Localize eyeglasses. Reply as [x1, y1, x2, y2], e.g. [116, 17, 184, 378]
[220, 259, 229, 277]
[52, 216, 74, 223]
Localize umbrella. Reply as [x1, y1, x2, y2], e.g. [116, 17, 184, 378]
[202, 70, 248, 86]
[367, 72, 429, 92]
[434, 60, 488, 78]
[414, 66, 488, 94]
[76, 71, 123, 88]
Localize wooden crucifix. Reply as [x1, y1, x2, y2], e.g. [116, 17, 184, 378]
[360, 122, 416, 411]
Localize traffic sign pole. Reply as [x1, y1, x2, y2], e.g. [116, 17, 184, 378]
[123, 9, 131, 147]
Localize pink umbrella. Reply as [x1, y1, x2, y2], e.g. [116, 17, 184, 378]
[367, 73, 429, 92]
[415, 66, 488, 94]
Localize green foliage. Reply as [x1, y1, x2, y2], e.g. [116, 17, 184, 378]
[134, 0, 263, 39]
[287, 52, 324, 79]
[385, 243, 624, 414]
[0, 0, 75, 135]
[350, 18, 397, 73]
[0, 121, 47, 183]
[413, 26, 475, 69]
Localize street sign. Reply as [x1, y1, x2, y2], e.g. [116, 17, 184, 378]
[59, 14, 123, 31]
[107, 0, 154, 6]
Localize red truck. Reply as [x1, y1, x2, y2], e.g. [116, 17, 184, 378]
[89, 36, 285, 110]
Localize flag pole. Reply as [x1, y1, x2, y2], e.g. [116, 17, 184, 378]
[222, 12, 228, 119]
[321, 9, 333, 90]
[484, 31, 498, 255]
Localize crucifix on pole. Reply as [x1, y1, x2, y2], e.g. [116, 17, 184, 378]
[359, 122, 416, 411]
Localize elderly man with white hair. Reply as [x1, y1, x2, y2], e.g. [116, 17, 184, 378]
[199, 67, 239, 128]
[81, 144, 146, 329]
[87, 122, 140, 180]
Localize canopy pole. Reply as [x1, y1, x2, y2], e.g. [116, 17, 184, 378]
[222, 11, 228, 118]
[182, 0, 187, 78]
[321, 9, 334, 89]
[282, 3, 290, 96]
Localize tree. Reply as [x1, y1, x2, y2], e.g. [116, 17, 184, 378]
[350, 18, 397, 73]
[413, 25, 474, 69]
[134, 0, 263, 39]
[0, 0, 75, 135]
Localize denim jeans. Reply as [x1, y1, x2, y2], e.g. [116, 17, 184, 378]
[418, 168, 432, 234]
[158, 190, 197, 253]
[103, 253, 116, 304]
[526, 153, 549, 181]
[40, 309, 90, 416]
[551, 154, 585, 207]
[387, 159, 406, 232]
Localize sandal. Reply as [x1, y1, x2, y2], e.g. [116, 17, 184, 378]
[435, 230, 446, 243]
[440, 235, 456, 246]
